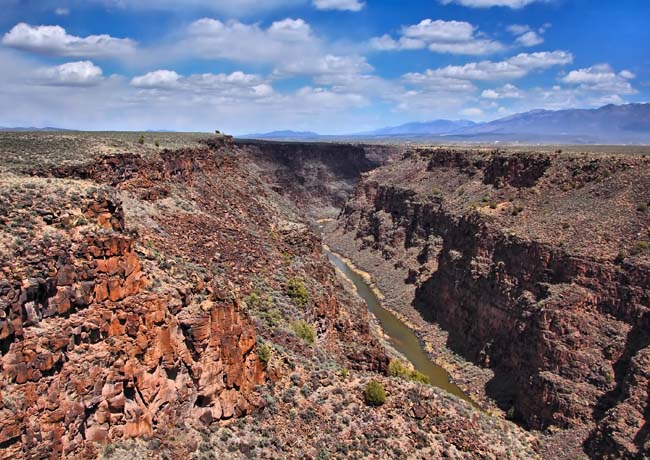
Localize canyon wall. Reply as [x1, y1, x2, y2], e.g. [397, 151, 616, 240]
[332, 148, 650, 460]
[237, 140, 403, 217]
[5, 134, 642, 459]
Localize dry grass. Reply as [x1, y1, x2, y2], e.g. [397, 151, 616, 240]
[0, 131, 208, 172]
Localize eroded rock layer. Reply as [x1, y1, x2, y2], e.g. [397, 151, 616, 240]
[236, 140, 403, 217]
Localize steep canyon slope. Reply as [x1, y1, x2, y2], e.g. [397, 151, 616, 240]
[328, 148, 650, 460]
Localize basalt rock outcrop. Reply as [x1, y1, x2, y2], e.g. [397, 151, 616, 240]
[1, 133, 581, 460]
[332, 148, 650, 460]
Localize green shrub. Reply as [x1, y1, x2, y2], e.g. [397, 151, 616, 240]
[258, 343, 272, 364]
[138, 135, 145, 145]
[260, 308, 283, 327]
[631, 241, 650, 256]
[511, 205, 524, 216]
[292, 320, 315, 345]
[154, 141, 160, 148]
[388, 359, 430, 384]
[286, 278, 309, 307]
[408, 370, 430, 384]
[637, 203, 648, 212]
[388, 359, 409, 377]
[364, 380, 386, 406]
[245, 290, 261, 308]
[340, 368, 349, 380]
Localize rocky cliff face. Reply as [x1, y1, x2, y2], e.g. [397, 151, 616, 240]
[332, 148, 650, 460]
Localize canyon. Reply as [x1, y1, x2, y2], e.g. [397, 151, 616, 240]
[0, 132, 648, 459]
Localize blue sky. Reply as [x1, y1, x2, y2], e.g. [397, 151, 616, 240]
[0, 0, 648, 133]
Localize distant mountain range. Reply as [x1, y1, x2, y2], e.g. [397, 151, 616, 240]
[444, 103, 650, 143]
[3, 103, 649, 144]
[241, 103, 650, 144]
[358, 119, 477, 136]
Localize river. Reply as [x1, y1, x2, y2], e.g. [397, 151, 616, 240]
[324, 248, 475, 405]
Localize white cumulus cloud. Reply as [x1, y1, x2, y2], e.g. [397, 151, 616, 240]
[561, 64, 637, 94]
[481, 83, 524, 99]
[131, 70, 274, 98]
[370, 19, 503, 55]
[182, 18, 315, 64]
[131, 70, 181, 89]
[406, 50, 572, 83]
[178, 17, 370, 80]
[2, 23, 136, 58]
[402, 19, 476, 42]
[507, 24, 546, 47]
[33, 60, 104, 86]
[515, 31, 544, 47]
[507, 24, 531, 35]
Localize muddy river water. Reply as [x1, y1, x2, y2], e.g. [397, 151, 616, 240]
[324, 248, 475, 406]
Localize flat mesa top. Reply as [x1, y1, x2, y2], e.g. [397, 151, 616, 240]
[2, 131, 650, 172]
